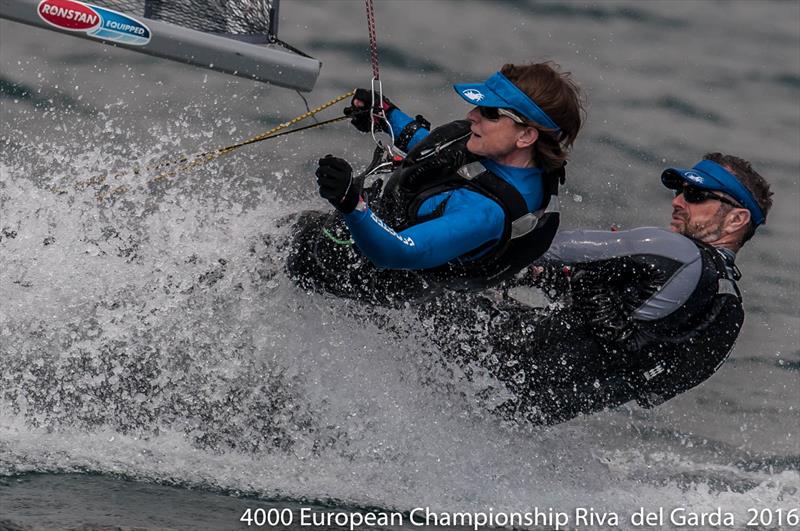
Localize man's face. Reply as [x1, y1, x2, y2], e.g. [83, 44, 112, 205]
[669, 187, 733, 243]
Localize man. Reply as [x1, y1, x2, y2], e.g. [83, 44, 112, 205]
[287, 63, 584, 305]
[420, 152, 772, 425]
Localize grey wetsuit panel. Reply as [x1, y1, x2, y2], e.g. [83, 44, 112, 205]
[543, 227, 703, 320]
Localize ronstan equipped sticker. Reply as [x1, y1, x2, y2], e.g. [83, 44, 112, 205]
[37, 0, 151, 46]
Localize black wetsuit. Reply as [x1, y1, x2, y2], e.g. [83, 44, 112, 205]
[419, 227, 744, 425]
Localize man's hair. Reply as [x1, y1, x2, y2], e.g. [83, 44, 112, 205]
[703, 152, 773, 244]
[500, 62, 585, 173]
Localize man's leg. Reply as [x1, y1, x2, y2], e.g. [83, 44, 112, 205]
[418, 293, 634, 424]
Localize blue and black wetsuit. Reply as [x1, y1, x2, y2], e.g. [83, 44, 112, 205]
[287, 108, 561, 305]
[419, 227, 744, 425]
[345, 108, 544, 269]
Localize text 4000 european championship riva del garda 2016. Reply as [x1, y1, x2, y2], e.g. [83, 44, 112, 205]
[239, 505, 798, 530]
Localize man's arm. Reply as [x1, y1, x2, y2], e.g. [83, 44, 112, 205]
[523, 227, 704, 320]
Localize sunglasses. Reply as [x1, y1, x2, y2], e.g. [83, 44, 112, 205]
[477, 106, 528, 125]
[675, 185, 744, 209]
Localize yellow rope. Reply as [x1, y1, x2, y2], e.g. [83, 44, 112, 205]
[150, 89, 355, 183]
[68, 90, 355, 199]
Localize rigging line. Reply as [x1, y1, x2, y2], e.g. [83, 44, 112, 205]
[202, 89, 354, 155]
[64, 90, 354, 197]
[151, 115, 350, 182]
[294, 89, 316, 123]
[364, 0, 380, 80]
[98, 115, 352, 201]
[362, 0, 397, 155]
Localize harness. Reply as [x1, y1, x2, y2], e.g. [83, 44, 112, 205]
[376, 120, 563, 288]
[591, 240, 745, 408]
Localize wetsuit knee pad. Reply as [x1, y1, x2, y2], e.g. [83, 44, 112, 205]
[286, 211, 362, 293]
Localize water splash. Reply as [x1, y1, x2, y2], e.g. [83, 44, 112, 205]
[1, 117, 797, 522]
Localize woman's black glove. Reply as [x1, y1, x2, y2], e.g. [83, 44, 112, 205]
[343, 88, 396, 133]
[316, 155, 361, 214]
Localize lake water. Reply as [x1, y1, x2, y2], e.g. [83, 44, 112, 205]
[1, 1, 798, 530]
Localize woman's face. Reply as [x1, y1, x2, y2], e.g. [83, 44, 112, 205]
[465, 107, 537, 167]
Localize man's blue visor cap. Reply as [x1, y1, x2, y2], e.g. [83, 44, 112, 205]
[453, 71, 561, 133]
[661, 159, 765, 226]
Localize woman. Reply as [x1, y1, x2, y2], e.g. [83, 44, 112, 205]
[288, 62, 584, 305]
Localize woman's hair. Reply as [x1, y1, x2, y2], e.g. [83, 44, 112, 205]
[501, 62, 585, 172]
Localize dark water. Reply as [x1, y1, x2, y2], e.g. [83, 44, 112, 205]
[1, 1, 798, 530]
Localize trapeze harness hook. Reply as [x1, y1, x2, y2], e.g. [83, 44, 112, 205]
[369, 77, 398, 158]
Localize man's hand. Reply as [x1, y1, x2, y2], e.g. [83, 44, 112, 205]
[343, 88, 396, 133]
[529, 265, 545, 282]
[316, 155, 361, 214]
[517, 263, 572, 299]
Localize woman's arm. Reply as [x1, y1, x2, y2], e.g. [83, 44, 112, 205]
[343, 190, 505, 269]
[386, 108, 430, 152]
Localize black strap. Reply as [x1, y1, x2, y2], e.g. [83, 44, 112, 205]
[446, 170, 531, 263]
[694, 241, 743, 298]
[396, 115, 431, 153]
[469, 171, 530, 221]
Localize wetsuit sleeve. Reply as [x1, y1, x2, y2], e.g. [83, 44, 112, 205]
[526, 228, 703, 322]
[342, 191, 505, 270]
[387, 108, 429, 152]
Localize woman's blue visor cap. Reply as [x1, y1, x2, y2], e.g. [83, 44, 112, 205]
[453, 71, 561, 132]
[661, 159, 765, 226]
